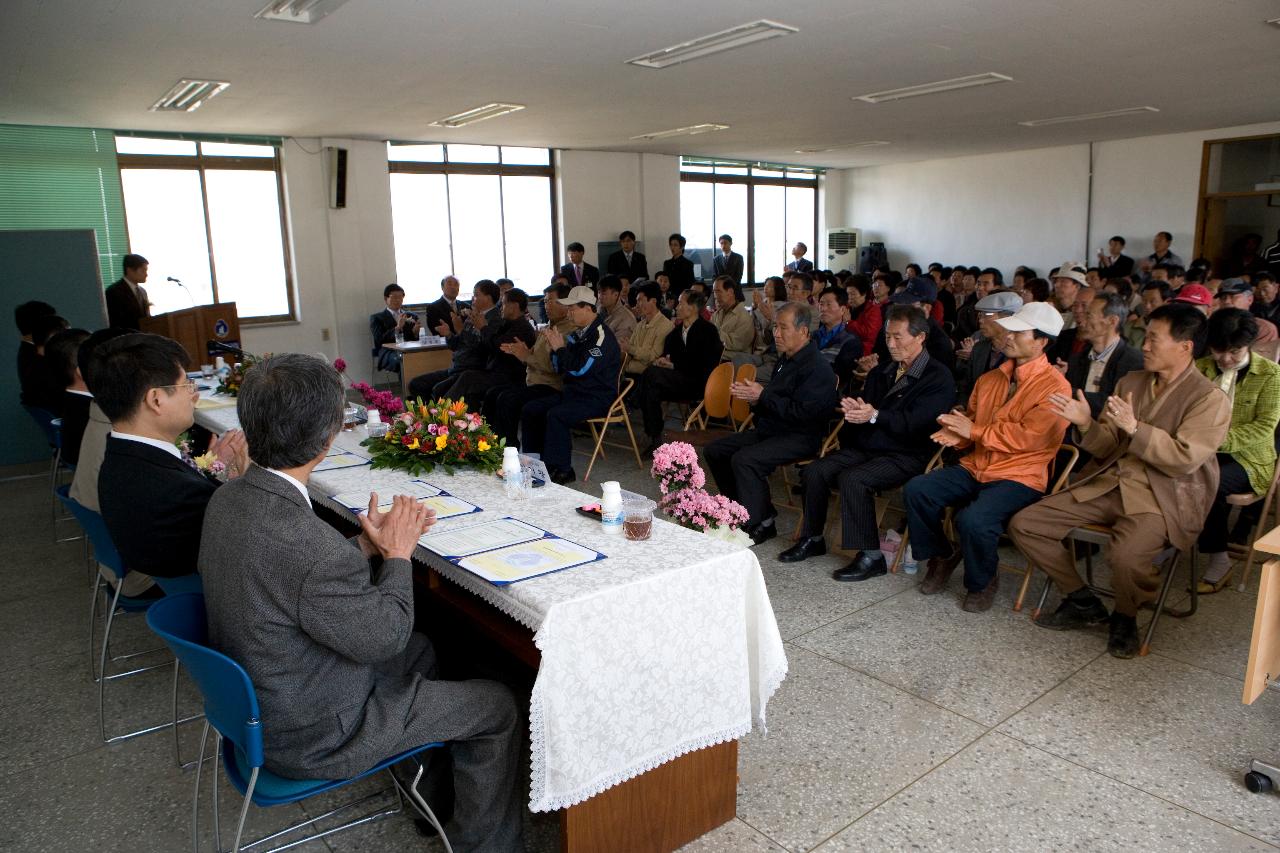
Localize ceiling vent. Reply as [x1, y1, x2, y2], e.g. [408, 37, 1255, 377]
[150, 79, 230, 112]
[854, 73, 1013, 104]
[627, 20, 798, 69]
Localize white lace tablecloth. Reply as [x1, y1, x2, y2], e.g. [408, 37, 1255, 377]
[196, 401, 788, 812]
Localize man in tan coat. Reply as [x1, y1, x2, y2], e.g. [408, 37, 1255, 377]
[711, 276, 755, 361]
[1010, 303, 1231, 658]
[625, 281, 674, 376]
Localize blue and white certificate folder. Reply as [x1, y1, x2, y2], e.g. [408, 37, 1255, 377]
[419, 517, 606, 585]
[313, 448, 372, 472]
[330, 480, 482, 521]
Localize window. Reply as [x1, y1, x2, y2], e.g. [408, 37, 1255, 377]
[388, 143, 555, 303]
[115, 136, 294, 322]
[679, 157, 820, 284]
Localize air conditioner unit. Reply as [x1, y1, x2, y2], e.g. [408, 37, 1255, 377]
[825, 228, 862, 270]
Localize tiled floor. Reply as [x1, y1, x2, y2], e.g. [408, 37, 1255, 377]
[3, 426, 1280, 852]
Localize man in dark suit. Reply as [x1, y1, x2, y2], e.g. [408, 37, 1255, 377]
[1063, 292, 1145, 419]
[200, 353, 524, 851]
[786, 242, 814, 274]
[94, 333, 248, 591]
[1097, 236, 1135, 279]
[662, 233, 696, 298]
[713, 234, 744, 284]
[409, 280, 502, 400]
[423, 275, 466, 337]
[782, 305, 956, 577]
[44, 328, 91, 465]
[605, 230, 648, 282]
[369, 283, 422, 373]
[706, 302, 840, 544]
[638, 289, 723, 455]
[446, 288, 538, 406]
[15, 299, 56, 408]
[559, 242, 599, 289]
[104, 253, 151, 330]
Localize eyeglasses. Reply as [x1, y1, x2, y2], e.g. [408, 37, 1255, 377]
[154, 380, 199, 394]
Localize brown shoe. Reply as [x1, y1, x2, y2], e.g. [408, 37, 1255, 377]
[919, 551, 962, 595]
[961, 575, 999, 612]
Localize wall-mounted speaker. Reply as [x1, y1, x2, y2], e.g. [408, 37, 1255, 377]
[326, 146, 348, 209]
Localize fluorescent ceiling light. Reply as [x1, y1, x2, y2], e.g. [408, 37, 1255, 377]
[150, 79, 230, 112]
[627, 20, 798, 69]
[1265, 16, 1280, 27]
[1018, 106, 1159, 127]
[630, 124, 729, 141]
[795, 141, 890, 154]
[429, 103, 526, 128]
[854, 72, 1012, 104]
[254, 0, 351, 24]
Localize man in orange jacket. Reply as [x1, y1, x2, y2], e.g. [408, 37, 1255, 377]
[902, 302, 1070, 612]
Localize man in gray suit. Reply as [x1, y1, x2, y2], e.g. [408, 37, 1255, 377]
[199, 354, 524, 853]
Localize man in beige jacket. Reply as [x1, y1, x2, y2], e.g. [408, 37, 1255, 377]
[1010, 303, 1231, 658]
[625, 281, 675, 376]
[711, 276, 755, 361]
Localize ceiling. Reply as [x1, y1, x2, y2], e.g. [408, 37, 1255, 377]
[2, 0, 1279, 169]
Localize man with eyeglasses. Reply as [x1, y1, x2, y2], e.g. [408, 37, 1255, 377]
[96, 333, 248, 596]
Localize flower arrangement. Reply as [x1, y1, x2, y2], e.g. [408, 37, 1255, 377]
[361, 396, 504, 476]
[177, 433, 228, 480]
[651, 442, 750, 539]
[332, 357, 406, 421]
[215, 353, 262, 397]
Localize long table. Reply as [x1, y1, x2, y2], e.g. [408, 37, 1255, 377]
[195, 395, 788, 851]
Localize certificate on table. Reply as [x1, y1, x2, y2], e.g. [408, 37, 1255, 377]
[313, 450, 371, 472]
[195, 395, 237, 410]
[458, 537, 606, 585]
[419, 517, 546, 559]
[331, 480, 442, 511]
[419, 494, 481, 520]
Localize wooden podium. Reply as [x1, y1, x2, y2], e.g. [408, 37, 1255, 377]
[140, 303, 241, 366]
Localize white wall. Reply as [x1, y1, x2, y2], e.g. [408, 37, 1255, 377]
[557, 150, 680, 270]
[840, 120, 1280, 277]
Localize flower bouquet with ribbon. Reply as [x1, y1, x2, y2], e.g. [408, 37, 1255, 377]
[361, 397, 505, 476]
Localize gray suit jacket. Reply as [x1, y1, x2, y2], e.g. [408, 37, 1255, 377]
[69, 401, 111, 512]
[199, 465, 417, 779]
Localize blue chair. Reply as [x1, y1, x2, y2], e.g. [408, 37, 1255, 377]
[54, 485, 201, 750]
[146, 594, 452, 853]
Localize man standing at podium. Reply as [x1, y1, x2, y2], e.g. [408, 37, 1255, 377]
[105, 253, 151, 330]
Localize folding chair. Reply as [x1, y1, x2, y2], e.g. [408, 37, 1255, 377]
[55, 486, 200, 748]
[888, 447, 947, 573]
[683, 362, 734, 431]
[582, 360, 643, 482]
[147, 593, 452, 853]
[1002, 444, 1080, 610]
[729, 362, 756, 429]
[1229, 459, 1280, 593]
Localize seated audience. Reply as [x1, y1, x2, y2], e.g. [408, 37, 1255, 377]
[706, 303, 839, 544]
[1063, 292, 1145, 419]
[446, 288, 537, 407]
[1172, 283, 1213, 316]
[14, 299, 56, 408]
[409, 280, 501, 400]
[1194, 309, 1280, 592]
[1049, 284, 1094, 364]
[487, 283, 576, 442]
[519, 286, 621, 484]
[424, 275, 465, 333]
[868, 277, 955, 372]
[954, 268, 1001, 342]
[782, 306, 956, 580]
[104, 253, 151, 330]
[68, 329, 132, 513]
[560, 241, 599, 289]
[95, 333, 248, 591]
[654, 270, 676, 315]
[1252, 272, 1279, 323]
[25, 314, 72, 416]
[814, 287, 863, 382]
[955, 291, 1022, 404]
[1127, 281, 1170, 347]
[44, 328, 91, 465]
[904, 302, 1070, 613]
[1098, 236, 1135, 278]
[1011, 303, 1229, 658]
[370, 283, 421, 373]
[624, 282, 675, 376]
[662, 233, 695, 297]
[710, 275, 753, 362]
[1051, 263, 1086, 330]
[199, 354, 523, 851]
[638, 290, 723, 455]
[1216, 278, 1279, 343]
[845, 274, 881, 356]
[597, 275, 636, 351]
[606, 230, 648, 281]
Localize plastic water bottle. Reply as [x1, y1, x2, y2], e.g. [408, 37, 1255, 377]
[902, 545, 918, 575]
[366, 409, 388, 439]
[418, 325, 428, 343]
[502, 447, 523, 500]
[600, 481, 623, 535]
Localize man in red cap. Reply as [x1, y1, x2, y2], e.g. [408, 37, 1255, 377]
[1172, 284, 1212, 317]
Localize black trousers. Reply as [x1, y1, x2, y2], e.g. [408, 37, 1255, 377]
[449, 370, 515, 410]
[638, 365, 703, 438]
[705, 430, 821, 526]
[799, 448, 927, 550]
[1198, 453, 1256, 553]
[408, 369, 456, 402]
[486, 383, 558, 444]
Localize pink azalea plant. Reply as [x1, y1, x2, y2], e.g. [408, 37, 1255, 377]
[650, 441, 749, 532]
[332, 356, 405, 420]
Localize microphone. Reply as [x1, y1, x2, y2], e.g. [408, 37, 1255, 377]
[168, 276, 196, 306]
[207, 340, 248, 360]
[167, 276, 182, 283]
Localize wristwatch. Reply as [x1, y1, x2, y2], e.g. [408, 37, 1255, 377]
[869, 410, 879, 424]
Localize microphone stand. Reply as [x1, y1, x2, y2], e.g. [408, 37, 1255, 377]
[168, 276, 197, 307]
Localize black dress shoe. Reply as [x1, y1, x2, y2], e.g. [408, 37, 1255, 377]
[778, 537, 826, 563]
[1107, 612, 1140, 658]
[1034, 593, 1109, 631]
[748, 522, 777, 546]
[550, 467, 576, 485]
[833, 551, 888, 582]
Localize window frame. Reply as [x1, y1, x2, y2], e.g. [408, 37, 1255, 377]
[679, 157, 821, 285]
[387, 143, 559, 291]
[115, 140, 297, 325]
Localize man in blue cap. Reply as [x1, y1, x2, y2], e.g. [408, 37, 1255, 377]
[865, 276, 955, 372]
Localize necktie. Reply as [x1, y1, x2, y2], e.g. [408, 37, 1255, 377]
[575, 265, 582, 284]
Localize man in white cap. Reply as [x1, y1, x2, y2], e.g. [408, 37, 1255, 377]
[902, 302, 1071, 613]
[518, 285, 621, 484]
[1052, 262, 1087, 330]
